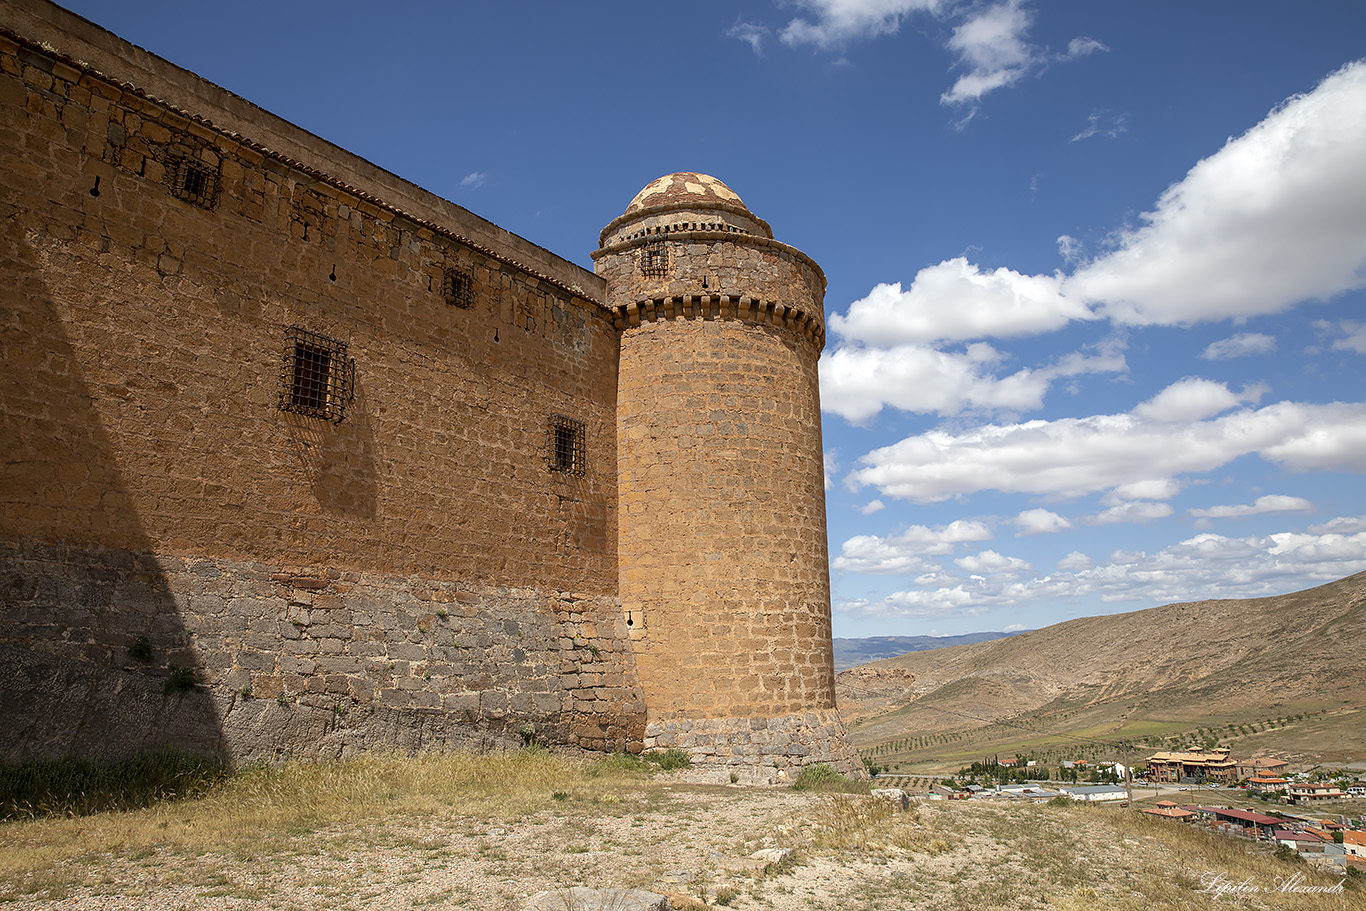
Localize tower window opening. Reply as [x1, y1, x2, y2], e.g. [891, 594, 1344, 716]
[279, 326, 353, 423]
[548, 414, 586, 476]
[639, 242, 669, 277]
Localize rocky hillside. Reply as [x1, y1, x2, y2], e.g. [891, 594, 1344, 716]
[837, 572, 1366, 763]
[832, 632, 1021, 670]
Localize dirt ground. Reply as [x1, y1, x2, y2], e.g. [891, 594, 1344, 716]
[4, 774, 1361, 911]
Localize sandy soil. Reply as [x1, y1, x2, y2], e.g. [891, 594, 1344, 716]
[5, 781, 1359, 911]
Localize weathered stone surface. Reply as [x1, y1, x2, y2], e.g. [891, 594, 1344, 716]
[871, 788, 913, 810]
[717, 846, 795, 875]
[0, 11, 859, 776]
[0, 541, 645, 762]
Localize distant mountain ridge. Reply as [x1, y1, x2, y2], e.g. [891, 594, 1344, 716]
[835, 572, 1366, 766]
[832, 632, 1023, 671]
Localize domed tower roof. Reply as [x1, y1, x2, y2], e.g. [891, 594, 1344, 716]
[599, 172, 772, 248]
[625, 173, 748, 215]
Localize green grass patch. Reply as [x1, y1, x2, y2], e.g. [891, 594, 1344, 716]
[0, 748, 228, 820]
[790, 763, 869, 794]
[641, 748, 691, 770]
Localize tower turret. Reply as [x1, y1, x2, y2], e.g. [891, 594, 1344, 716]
[594, 173, 861, 781]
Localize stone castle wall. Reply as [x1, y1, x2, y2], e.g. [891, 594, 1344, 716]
[3, 539, 641, 762]
[0, 9, 644, 762]
[1, 3, 863, 778]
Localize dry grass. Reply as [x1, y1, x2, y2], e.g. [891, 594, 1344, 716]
[802, 793, 953, 856]
[1, 753, 1361, 910]
[0, 748, 648, 904]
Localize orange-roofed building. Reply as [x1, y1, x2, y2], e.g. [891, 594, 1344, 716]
[1146, 748, 1238, 783]
[1247, 776, 1289, 792]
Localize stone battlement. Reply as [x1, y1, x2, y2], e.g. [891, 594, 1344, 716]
[610, 294, 826, 351]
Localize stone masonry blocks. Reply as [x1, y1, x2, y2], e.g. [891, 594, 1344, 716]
[1, 9, 861, 778]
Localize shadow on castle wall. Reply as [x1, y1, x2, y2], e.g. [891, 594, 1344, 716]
[0, 226, 227, 763]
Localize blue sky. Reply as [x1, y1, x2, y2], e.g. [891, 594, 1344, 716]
[60, 0, 1366, 638]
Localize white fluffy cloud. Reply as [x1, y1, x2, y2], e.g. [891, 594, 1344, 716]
[778, 0, 939, 50]
[1066, 61, 1366, 325]
[955, 549, 1031, 574]
[833, 519, 992, 573]
[1103, 479, 1184, 503]
[771, 0, 1100, 114]
[1309, 515, 1366, 534]
[1189, 495, 1314, 519]
[1014, 508, 1071, 536]
[1201, 332, 1277, 360]
[847, 382, 1366, 503]
[820, 341, 1124, 423]
[829, 262, 1090, 345]
[1057, 551, 1092, 571]
[939, 0, 1034, 106]
[1089, 501, 1174, 525]
[939, 2, 1105, 108]
[1132, 377, 1264, 423]
[1317, 319, 1366, 354]
[821, 61, 1366, 426]
[837, 524, 1366, 620]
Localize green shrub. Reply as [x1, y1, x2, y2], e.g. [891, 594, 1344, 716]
[127, 636, 154, 663]
[591, 753, 648, 775]
[1273, 844, 1303, 864]
[790, 763, 867, 793]
[642, 748, 692, 770]
[163, 664, 198, 695]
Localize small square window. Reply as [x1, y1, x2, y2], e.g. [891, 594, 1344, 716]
[442, 268, 474, 308]
[279, 326, 354, 423]
[170, 156, 218, 209]
[548, 414, 585, 477]
[639, 242, 669, 277]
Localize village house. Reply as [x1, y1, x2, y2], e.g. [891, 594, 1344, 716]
[1238, 757, 1290, 779]
[1143, 801, 1196, 821]
[1145, 748, 1239, 783]
[1059, 785, 1128, 803]
[1246, 775, 1290, 793]
[1273, 829, 1335, 857]
[1188, 806, 1283, 840]
[1288, 782, 1345, 803]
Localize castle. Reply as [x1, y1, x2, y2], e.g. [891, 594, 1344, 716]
[0, 1, 861, 781]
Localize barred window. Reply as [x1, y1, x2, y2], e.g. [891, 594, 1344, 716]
[169, 156, 218, 209]
[442, 268, 473, 308]
[279, 326, 354, 423]
[548, 414, 585, 476]
[639, 241, 669, 277]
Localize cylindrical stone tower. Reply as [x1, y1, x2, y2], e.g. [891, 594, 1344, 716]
[594, 173, 862, 781]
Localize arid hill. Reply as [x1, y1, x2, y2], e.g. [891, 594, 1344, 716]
[838, 572, 1366, 769]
